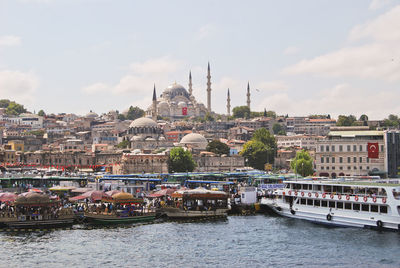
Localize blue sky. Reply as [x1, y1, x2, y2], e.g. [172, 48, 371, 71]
[1, 0, 399, 119]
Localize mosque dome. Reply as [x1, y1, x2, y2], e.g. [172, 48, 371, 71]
[164, 83, 190, 99]
[180, 133, 208, 149]
[129, 117, 158, 128]
[85, 110, 98, 118]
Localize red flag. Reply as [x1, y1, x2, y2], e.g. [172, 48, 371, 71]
[182, 107, 187, 115]
[368, 142, 379, 158]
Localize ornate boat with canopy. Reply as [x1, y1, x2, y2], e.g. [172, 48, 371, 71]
[0, 192, 74, 229]
[157, 187, 229, 219]
[84, 192, 155, 225]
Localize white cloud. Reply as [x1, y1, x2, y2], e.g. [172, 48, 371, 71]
[195, 24, 215, 40]
[283, 46, 300, 55]
[0, 35, 21, 47]
[283, 5, 400, 82]
[129, 56, 182, 75]
[82, 82, 110, 94]
[0, 70, 39, 104]
[255, 84, 400, 119]
[369, 0, 392, 10]
[255, 81, 288, 92]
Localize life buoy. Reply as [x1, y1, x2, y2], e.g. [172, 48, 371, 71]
[295, 191, 298, 196]
[288, 190, 292, 195]
[382, 197, 386, 204]
[330, 194, 334, 199]
[282, 192, 286, 196]
[355, 195, 359, 201]
[322, 193, 326, 198]
[376, 220, 383, 228]
[301, 192, 304, 197]
[338, 194, 342, 200]
[308, 192, 312, 197]
[315, 192, 319, 198]
[373, 197, 377, 203]
[326, 214, 332, 221]
[346, 195, 350, 200]
[363, 196, 368, 202]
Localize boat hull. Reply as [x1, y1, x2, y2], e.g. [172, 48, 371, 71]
[85, 213, 156, 225]
[157, 207, 228, 219]
[0, 217, 75, 229]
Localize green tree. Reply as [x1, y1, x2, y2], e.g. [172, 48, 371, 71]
[272, 123, 286, 135]
[240, 140, 270, 170]
[206, 140, 230, 155]
[116, 140, 129, 149]
[118, 113, 126, 121]
[359, 114, 368, 121]
[5, 101, 27, 115]
[290, 150, 314, 177]
[336, 115, 357, 126]
[205, 112, 215, 122]
[265, 110, 277, 118]
[38, 110, 45, 116]
[168, 147, 197, 172]
[126, 106, 145, 120]
[0, 99, 10, 108]
[232, 106, 251, 119]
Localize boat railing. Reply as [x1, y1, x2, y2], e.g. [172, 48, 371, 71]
[285, 189, 387, 198]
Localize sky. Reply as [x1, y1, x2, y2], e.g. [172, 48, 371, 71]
[0, 0, 400, 119]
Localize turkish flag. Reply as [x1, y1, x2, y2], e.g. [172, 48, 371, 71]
[368, 142, 379, 158]
[182, 107, 187, 115]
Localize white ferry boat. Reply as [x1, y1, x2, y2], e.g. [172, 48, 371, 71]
[261, 179, 400, 231]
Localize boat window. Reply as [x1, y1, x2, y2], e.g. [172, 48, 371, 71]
[362, 204, 369, 212]
[308, 184, 313, 190]
[301, 198, 306, 205]
[378, 188, 387, 197]
[353, 203, 360, 211]
[370, 205, 378, 212]
[293, 184, 302, 190]
[345, 202, 351, 210]
[324, 185, 332, 193]
[314, 199, 320, 207]
[302, 184, 308, 190]
[380, 205, 388, 214]
[313, 185, 322, 191]
[307, 199, 313, 206]
[343, 186, 352, 194]
[355, 187, 366, 195]
[337, 202, 343, 209]
[332, 186, 342, 194]
[392, 188, 400, 200]
[321, 200, 328, 207]
[367, 188, 379, 197]
[329, 201, 335, 208]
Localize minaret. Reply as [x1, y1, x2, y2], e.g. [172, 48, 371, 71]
[246, 82, 251, 110]
[188, 71, 193, 96]
[207, 62, 212, 113]
[227, 88, 231, 116]
[152, 84, 157, 121]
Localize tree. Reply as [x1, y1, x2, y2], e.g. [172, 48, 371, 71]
[382, 114, 399, 128]
[336, 115, 357, 126]
[265, 110, 276, 118]
[290, 150, 314, 177]
[206, 140, 230, 155]
[116, 140, 129, 149]
[359, 114, 368, 121]
[240, 140, 270, 170]
[0, 99, 10, 108]
[205, 112, 215, 122]
[240, 128, 277, 170]
[6, 101, 27, 115]
[126, 106, 145, 120]
[272, 123, 286, 135]
[168, 147, 196, 172]
[38, 110, 45, 116]
[232, 106, 251, 119]
[118, 114, 126, 121]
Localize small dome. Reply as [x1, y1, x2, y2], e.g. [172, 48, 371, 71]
[180, 133, 208, 149]
[145, 137, 156, 141]
[130, 135, 143, 141]
[159, 101, 169, 108]
[159, 136, 166, 141]
[129, 117, 158, 128]
[85, 110, 98, 118]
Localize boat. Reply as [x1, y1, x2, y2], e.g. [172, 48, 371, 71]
[84, 192, 155, 225]
[0, 192, 74, 229]
[157, 187, 229, 219]
[261, 178, 400, 231]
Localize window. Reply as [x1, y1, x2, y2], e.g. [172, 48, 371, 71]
[307, 199, 313, 206]
[354, 166, 357, 170]
[337, 202, 343, 209]
[345, 202, 351, 210]
[314, 199, 320, 206]
[321, 201, 328, 207]
[370, 205, 378, 212]
[331, 145, 335, 152]
[367, 166, 369, 170]
[380, 205, 388, 214]
[367, 158, 370, 163]
[320, 146, 324, 152]
[301, 198, 306, 205]
[339, 167, 343, 170]
[359, 157, 362, 163]
[321, 166, 324, 170]
[353, 157, 357, 163]
[348, 157, 351, 163]
[362, 204, 369, 212]
[339, 157, 343, 163]
[326, 158, 329, 163]
[326, 145, 329, 152]
[348, 166, 351, 170]
[326, 166, 329, 170]
[329, 201, 335, 208]
[332, 166, 335, 170]
[321, 157, 324, 163]
[353, 203, 360, 211]
[339, 145, 343, 152]
[359, 166, 362, 170]
[332, 157, 335, 163]
[380, 145, 384, 152]
[353, 145, 357, 152]
[359, 145, 363, 152]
